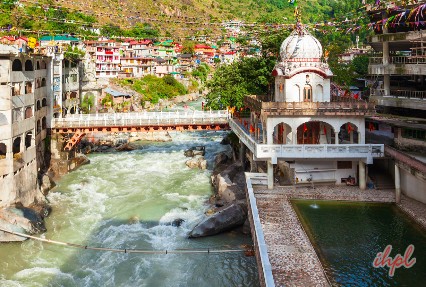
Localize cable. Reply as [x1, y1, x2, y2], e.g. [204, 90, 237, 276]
[0, 227, 253, 255]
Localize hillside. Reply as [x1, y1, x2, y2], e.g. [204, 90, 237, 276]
[0, 0, 366, 38]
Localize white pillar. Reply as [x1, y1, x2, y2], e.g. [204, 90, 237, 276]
[359, 161, 366, 190]
[293, 133, 297, 145]
[267, 160, 274, 190]
[395, 164, 401, 203]
[358, 131, 362, 144]
[335, 132, 339, 144]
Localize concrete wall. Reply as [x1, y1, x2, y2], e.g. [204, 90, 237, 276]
[290, 160, 357, 184]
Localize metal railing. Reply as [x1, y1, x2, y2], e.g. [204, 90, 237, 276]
[245, 172, 275, 287]
[369, 56, 426, 65]
[52, 110, 230, 128]
[371, 89, 426, 100]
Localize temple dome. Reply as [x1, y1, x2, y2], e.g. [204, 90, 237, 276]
[279, 29, 323, 61]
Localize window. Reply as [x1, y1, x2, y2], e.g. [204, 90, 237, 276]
[402, 129, 426, 141]
[303, 85, 312, 102]
[12, 59, 22, 71]
[25, 60, 33, 71]
[337, 161, 352, 169]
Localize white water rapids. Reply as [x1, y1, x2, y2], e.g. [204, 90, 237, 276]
[0, 131, 259, 287]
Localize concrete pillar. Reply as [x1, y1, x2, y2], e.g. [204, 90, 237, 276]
[335, 132, 339, 144]
[267, 160, 274, 190]
[292, 133, 297, 145]
[383, 39, 390, 97]
[262, 124, 267, 144]
[239, 142, 246, 165]
[350, 131, 354, 144]
[395, 164, 401, 203]
[359, 161, 366, 190]
[358, 132, 362, 144]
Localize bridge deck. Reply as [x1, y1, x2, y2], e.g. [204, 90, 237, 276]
[52, 111, 230, 133]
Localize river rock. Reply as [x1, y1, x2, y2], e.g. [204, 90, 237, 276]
[184, 146, 205, 157]
[115, 143, 137, 152]
[40, 174, 55, 195]
[186, 156, 207, 170]
[172, 218, 185, 227]
[0, 205, 48, 242]
[188, 204, 246, 238]
[214, 152, 229, 166]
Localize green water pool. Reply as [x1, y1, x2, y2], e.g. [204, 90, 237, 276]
[292, 200, 426, 286]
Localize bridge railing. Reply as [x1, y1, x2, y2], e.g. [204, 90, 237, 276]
[52, 110, 230, 128]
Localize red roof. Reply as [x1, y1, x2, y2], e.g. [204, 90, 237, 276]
[195, 44, 212, 49]
[1, 36, 16, 41]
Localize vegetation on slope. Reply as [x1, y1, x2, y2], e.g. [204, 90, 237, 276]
[117, 76, 188, 106]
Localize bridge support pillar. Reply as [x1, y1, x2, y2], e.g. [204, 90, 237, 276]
[359, 161, 366, 190]
[395, 164, 401, 203]
[267, 160, 274, 190]
[239, 142, 246, 166]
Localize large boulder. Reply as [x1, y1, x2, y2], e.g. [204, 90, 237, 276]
[186, 156, 207, 170]
[0, 204, 49, 242]
[115, 143, 136, 152]
[214, 152, 229, 166]
[188, 204, 246, 238]
[184, 146, 205, 157]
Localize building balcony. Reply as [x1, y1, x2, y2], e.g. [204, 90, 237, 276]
[370, 89, 426, 111]
[369, 56, 426, 75]
[244, 95, 375, 116]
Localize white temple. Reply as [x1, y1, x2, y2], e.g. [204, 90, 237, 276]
[230, 25, 384, 189]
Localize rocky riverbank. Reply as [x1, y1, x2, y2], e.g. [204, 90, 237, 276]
[188, 133, 251, 238]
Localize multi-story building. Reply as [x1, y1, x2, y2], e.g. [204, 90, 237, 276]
[84, 40, 121, 78]
[0, 44, 50, 207]
[125, 40, 155, 58]
[119, 57, 154, 78]
[367, 1, 426, 117]
[365, 1, 426, 203]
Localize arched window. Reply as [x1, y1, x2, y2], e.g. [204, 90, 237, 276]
[12, 59, 22, 71]
[36, 61, 40, 70]
[24, 106, 33, 119]
[25, 60, 33, 71]
[37, 100, 41, 111]
[303, 85, 312, 102]
[41, 78, 46, 87]
[13, 137, 21, 154]
[42, 117, 46, 129]
[36, 120, 41, 134]
[25, 132, 32, 149]
[42, 98, 47, 107]
[36, 78, 41, 88]
[41, 61, 46, 69]
[25, 81, 33, 94]
[63, 59, 70, 68]
[0, 142, 6, 158]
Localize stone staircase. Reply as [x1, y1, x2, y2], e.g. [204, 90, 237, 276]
[369, 169, 395, 190]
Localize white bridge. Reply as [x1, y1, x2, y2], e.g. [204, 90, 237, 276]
[52, 110, 230, 132]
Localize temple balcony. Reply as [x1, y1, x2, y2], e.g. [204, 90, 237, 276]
[229, 118, 384, 164]
[244, 95, 376, 116]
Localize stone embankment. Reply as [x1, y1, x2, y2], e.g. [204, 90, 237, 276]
[188, 133, 250, 238]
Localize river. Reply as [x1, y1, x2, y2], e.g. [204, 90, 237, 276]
[0, 131, 259, 287]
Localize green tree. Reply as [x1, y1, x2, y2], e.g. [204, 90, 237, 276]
[181, 40, 195, 54]
[351, 55, 369, 77]
[81, 93, 94, 114]
[206, 57, 275, 109]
